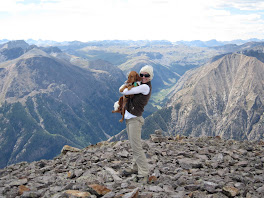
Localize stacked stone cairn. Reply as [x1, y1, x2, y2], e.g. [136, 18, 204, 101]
[150, 129, 167, 143]
[0, 134, 264, 198]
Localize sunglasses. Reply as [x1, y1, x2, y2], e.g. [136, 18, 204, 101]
[140, 73, 150, 78]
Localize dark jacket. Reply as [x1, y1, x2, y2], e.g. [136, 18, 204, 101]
[127, 81, 152, 116]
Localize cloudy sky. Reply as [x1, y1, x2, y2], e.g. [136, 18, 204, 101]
[1, 0, 264, 42]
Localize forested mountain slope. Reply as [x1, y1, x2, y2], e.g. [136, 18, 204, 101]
[0, 47, 125, 168]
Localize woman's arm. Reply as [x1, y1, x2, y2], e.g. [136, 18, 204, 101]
[121, 84, 150, 95]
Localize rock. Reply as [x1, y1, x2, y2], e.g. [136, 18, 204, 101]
[222, 186, 239, 197]
[150, 129, 167, 143]
[256, 185, 264, 193]
[0, 136, 264, 198]
[104, 167, 122, 181]
[122, 188, 139, 198]
[18, 185, 30, 196]
[148, 185, 164, 192]
[117, 150, 130, 158]
[212, 153, 224, 162]
[65, 190, 91, 198]
[88, 184, 111, 196]
[185, 184, 200, 191]
[61, 145, 81, 155]
[20, 191, 42, 198]
[9, 178, 28, 186]
[202, 181, 219, 193]
[76, 174, 98, 184]
[235, 161, 248, 167]
[178, 158, 203, 169]
[101, 191, 116, 198]
[175, 134, 187, 141]
[148, 176, 158, 184]
[189, 190, 208, 198]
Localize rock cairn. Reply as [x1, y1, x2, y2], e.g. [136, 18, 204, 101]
[0, 135, 264, 198]
[150, 129, 167, 143]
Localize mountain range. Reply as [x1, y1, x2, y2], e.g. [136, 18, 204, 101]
[141, 52, 264, 141]
[109, 43, 264, 142]
[1, 38, 264, 48]
[0, 41, 127, 168]
[0, 39, 263, 168]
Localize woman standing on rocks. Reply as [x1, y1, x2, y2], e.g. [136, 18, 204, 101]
[120, 65, 154, 184]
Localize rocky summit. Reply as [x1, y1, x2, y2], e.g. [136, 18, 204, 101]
[0, 132, 264, 198]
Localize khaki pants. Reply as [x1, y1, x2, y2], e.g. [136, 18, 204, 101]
[126, 116, 149, 177]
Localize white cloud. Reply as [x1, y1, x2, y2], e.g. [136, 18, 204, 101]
[0, 0, 263, 41]
[216, 0, 264, 10]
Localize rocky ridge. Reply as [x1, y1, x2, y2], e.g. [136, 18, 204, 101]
[1, 131, 264, 198]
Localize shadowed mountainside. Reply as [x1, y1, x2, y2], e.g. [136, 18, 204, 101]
[0, 47, 126, 168]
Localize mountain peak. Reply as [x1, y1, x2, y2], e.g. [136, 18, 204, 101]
[20, 48, 51, 59]
[143, 53, 264, 141]
[0, 40, 29, 50]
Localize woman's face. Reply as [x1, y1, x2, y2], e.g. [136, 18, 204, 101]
[140, 72, 151, 83]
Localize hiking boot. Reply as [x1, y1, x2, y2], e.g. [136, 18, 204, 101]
[122, 168, 138, 177]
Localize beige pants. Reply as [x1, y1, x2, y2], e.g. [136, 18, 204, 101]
[126, 116, 149, 177]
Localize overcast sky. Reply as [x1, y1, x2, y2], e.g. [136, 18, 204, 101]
[1, 0, 264, 42]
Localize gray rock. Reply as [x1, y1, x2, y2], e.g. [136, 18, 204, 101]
[0, 136, 264, 198]
[203, 181, 219, 193]
[9, 178, 28, 186]
[178, 158, 203, 169]
[256, 185, 264, 193]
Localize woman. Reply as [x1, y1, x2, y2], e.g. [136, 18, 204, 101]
[120, 65, 154, 184]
